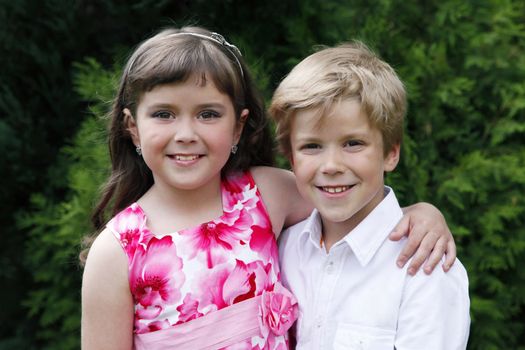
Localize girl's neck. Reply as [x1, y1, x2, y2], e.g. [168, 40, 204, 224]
[138, 175, 224, 235]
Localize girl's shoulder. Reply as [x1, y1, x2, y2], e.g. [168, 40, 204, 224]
[249, 166, 312, 237]
[83, 227, 129, 287]
[249, 166, 295, 189]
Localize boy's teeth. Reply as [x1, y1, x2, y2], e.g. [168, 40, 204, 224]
[175, 155, 198, 161]
[322, 186, 349, 193]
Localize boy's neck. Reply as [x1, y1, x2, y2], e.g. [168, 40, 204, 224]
[320, 186, 387, 253]
[320, 215, 362, 253]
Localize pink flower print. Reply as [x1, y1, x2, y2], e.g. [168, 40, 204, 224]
[222, 260, 273, 305]
[222, 173, 261, 213]
[129, 235, 185, 310]
[176, 294, 204, 324]
[251, 196, 272, 228]
[194, 265, 231, 310]
[135, 305, 162, 320]
[254, 336, 289, 350]
[110, 204, 153, 259]
[134, 315, 171, 334]
[222, 172, 250, 194]
[181, 207, 253, 268]
[259, 282, 298, 337]
[249, 225, 279, 265]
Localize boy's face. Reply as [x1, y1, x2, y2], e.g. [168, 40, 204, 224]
[290, 99, 400, 237]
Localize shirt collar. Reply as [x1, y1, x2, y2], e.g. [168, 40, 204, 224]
[297, 186, 403, 266]
[343, 187, 403, 266]
[298, 208, 324, 250]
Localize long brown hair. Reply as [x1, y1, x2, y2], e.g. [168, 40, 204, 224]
[80, 26, 274, 263]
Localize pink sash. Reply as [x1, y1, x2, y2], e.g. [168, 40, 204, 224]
[134, 296, 262, 350]
[133, 283, 298, 350]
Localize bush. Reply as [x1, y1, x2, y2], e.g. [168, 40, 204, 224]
[14, 0, 525, 348]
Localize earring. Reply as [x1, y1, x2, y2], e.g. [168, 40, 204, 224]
[135, 146, 142, 156]
[231, 144, 238, 154]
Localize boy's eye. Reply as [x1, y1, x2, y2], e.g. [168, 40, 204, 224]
[152, 111, 173, 119]
[198, 110, 221, 120]
[344, 140, 363, 147]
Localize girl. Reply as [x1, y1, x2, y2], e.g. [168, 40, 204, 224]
[81, 26, 455, 349]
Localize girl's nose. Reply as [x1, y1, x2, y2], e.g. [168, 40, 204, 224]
[173, 118, 197, 143]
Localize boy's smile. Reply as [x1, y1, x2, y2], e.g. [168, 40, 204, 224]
[290, 99, 400, 246]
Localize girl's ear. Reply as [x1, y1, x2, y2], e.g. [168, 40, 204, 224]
[234, 109, 249, 144]
[384, 143, 401, 172]
[124, 108, 140, 146]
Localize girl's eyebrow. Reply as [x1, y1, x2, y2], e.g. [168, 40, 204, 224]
[147, 102, 227, 110]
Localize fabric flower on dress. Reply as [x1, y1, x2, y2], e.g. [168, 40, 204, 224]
[259, 282, 298, 337]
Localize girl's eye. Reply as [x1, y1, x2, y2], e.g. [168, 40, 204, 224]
[152, 111, 173, 119]
[300, 143, 321, 151]
[198, 110, 221, 120]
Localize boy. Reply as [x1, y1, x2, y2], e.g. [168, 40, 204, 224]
[270, 42, 470, 349]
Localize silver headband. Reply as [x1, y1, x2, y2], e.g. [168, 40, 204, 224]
[127, 31, 244, 78]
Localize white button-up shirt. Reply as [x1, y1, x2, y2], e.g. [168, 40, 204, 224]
[279, 187, 470, 350]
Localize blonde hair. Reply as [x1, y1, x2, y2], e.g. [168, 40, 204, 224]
[269, 41, 406, 159]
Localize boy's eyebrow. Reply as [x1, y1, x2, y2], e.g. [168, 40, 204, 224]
[294, 130, 369, 140]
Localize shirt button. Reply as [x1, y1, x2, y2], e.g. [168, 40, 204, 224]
[326, 261, 335, 274]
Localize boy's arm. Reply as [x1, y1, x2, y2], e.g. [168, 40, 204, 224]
[390, 202, 456, 275]
[395, 263, 470, 349]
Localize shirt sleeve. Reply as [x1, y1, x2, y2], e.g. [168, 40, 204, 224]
[394, 260, 470, 350]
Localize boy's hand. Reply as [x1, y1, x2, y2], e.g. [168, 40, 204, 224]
[390, 202, 456, 276]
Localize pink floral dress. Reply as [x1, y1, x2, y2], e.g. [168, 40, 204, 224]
[107, 171, 293, 350]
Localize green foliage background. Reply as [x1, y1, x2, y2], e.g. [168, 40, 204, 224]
[2, 0, 524, 349]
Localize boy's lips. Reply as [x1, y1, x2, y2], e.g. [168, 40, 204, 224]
[317, 185, 355, 194]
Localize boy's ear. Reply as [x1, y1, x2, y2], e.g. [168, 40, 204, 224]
[384, 143, 401, 172]
[123, 108, 140, 146]
[234, 109, 249, 144]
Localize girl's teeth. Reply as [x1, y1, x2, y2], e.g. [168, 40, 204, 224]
[175, 155, 198, 161]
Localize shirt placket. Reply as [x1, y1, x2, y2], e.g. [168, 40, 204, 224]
[312, 244, 342, 349]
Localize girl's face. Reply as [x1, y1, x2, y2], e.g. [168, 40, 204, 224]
[126, 75, 246, 193]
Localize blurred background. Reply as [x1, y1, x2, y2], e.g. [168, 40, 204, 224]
[1, 0, 524, 349]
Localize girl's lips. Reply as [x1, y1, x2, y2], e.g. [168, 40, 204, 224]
[167, 154, 202, 166]
[173, 154, 199, 161]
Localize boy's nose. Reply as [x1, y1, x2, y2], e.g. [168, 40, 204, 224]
[320, 149, 344, 175]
